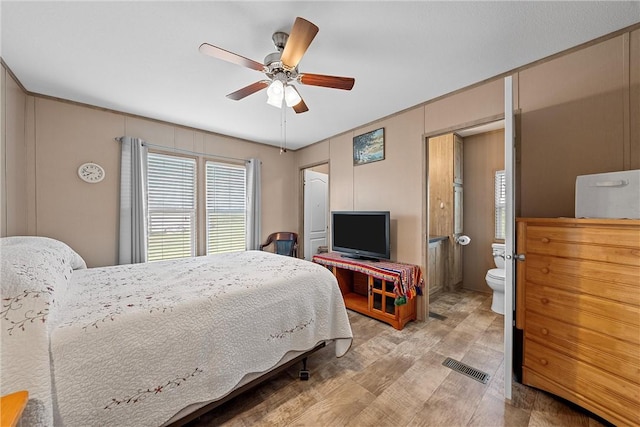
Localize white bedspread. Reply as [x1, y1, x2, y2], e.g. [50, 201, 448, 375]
[50, 250, 352, 426]
[1, 237, 352, 427]
[1, 236, 87, 427]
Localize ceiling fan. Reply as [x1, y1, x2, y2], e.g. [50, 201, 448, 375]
[199, 17, 355, 114]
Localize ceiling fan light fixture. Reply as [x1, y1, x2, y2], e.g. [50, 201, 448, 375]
[200, 17, 354, 115]
[267, 94, 283, 108]
[284, 85, 302, 107]
[267, 79, 284, 98]
[266, 79, 284, 108]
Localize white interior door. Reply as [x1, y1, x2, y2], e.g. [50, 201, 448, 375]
[503, 76, 515, 400]
[303, 170, 329, 260]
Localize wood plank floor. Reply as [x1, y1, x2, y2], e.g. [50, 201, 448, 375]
[187, 289, 609, 426]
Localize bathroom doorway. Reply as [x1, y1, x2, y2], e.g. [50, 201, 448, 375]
[426, 121, 504, 299]
[425, 78, 517, 400]
[456, 123, 505, 295]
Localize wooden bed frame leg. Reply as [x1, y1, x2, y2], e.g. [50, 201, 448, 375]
[299, 357, 310, 381]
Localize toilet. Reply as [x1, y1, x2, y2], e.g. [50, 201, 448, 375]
[485, 243, 505, 315]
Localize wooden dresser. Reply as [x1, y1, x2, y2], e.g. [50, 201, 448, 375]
[515, 218, 640, 426]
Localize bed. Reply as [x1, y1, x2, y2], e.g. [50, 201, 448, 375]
[0, 236, 353, 426]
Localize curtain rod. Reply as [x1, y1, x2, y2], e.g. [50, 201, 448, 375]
[114, 136, 249, 163]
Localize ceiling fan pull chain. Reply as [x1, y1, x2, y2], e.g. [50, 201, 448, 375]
[280, 105, 287, 154]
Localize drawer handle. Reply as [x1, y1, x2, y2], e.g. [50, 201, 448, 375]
[541, 298, 549, 305]
[540, 358, 548, 366]
[541, 237, 550, 243]
[541, 328, 549, 335]
[541, 267, 549, 274]
[593, 179, 628, 188]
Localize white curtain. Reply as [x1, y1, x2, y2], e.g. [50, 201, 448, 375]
[119, 136, 148, 264]
[245, 158, 262, 250]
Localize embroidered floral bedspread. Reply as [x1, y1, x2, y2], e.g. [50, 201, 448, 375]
[1, 236, 86, 427]
[1, 238, 352, 427]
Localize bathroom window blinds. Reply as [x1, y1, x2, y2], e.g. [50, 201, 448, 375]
[206, 162, 246, 254]
[495, 170, 506, 240]
[147, 153, 197, 261]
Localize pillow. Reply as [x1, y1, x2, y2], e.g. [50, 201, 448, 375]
[0, 236, 87, 270]
[0, 236, 86, 315]
[0, 236, 85, 426]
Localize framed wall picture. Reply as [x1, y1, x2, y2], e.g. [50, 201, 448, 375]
[353, 128, 385, 166]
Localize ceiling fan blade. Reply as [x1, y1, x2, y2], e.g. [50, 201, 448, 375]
[289, 86, 308, 113]
[226, 80, 270, 100]
[280, 17, 319, 69]
[199, 43, 265, 72]
[293, 99, 309, 114]
[299, 73, 355, 91]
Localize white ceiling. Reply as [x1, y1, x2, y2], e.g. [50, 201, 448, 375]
[2, 2, 638, 150]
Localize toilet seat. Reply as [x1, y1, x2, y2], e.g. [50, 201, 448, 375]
[486, 268, 505, 281]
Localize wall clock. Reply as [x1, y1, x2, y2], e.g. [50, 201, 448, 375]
[78, 162, 105, 183]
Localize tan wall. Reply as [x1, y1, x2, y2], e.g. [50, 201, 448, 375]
[296, 80, 506, 266]
[328, 133, 354, 213]
[3, 90, 296, 267]
[33, 99, 123, 267]
[295, 26, 639, 303]
[296, 140, 329, 170]
[353, 109, 425, 266]
[299, 109, 425, 267]
[310, 163, 329, 174]
[518, 34, 635, 217]
[1, 65, 28, 237]
[424, 79, 505, 135]
[462, 129, 505, 293]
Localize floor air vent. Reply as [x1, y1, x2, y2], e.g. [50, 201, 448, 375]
[442, 357, 490, 384]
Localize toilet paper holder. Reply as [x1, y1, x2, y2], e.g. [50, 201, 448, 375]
[455, 235, 471, 245]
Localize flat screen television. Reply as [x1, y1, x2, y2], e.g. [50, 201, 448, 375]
[331, 211, 390, 261]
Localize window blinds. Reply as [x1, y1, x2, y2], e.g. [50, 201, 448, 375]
[206, 162, 246, 254]
[147, 153, 197, 261]
[495, 170, 506, 240]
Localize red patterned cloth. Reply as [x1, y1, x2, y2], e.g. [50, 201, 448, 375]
[312, 252, 423, 302]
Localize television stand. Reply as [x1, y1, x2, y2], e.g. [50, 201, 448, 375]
[312, 252, 423, 330]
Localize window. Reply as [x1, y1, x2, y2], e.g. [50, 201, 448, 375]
[147, 153, 197, 261]
[206, 162, 246, 254]
[495, 170, 506, 240]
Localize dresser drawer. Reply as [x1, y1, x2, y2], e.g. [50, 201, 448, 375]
[526, 254, 640, 306]
[524, 339, 640, 425]
[526, 283, 640, 344]
[526, 310, 640, 382]
[526, 225, 640, 259]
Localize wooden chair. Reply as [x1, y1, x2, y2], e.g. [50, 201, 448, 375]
[260, 232, 298, 257]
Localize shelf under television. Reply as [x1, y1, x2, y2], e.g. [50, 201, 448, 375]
[342, 292, 368, 313]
